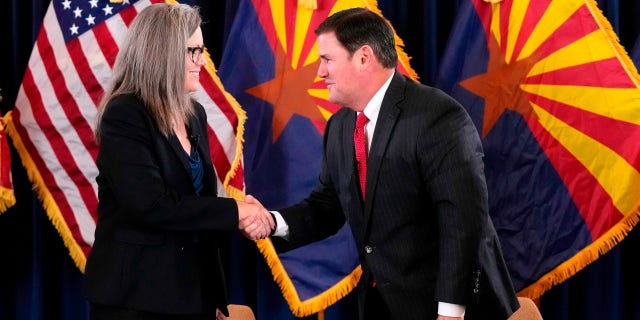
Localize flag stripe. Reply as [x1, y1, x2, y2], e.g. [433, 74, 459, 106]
[531, 31, 614, 76]
[526, 58, 634, 88]
[528, 109, 624, 238]
[11, 101, 95, 250]
[522, 84, 640, 124]
[20, 66, 99, 229]
[527, 93, 640, 168]
[56, 40, 101, 159]
[35, 31, 101, 202]
[199, 67, 239, 133]
[67, 40, 104, 106]
[533, 102, 640, 217]
[527, 6, 598, 65]
[39, 11, 101, 162]
[252, 0, 278, 53]
[510, 0, 548, 63]
[284, 2, 297, 63]
[78, 28, 117, 91]
[296, 10, 316, 68]
[206, 126, 232, 192]
[194, 75, 242, 193]
[119, 3, 140, 27]
[92, 22, 120, 68]
[104, 7, 135, 47]
[503, 0, 523, 63]
[498, 0, 512, 58]
[518, 1, 583, 60]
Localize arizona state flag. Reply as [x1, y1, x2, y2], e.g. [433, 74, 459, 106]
[218, 0, 415, 317]
[436, 0, 640, 299]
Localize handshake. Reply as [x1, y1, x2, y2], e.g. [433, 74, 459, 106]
[235, 195, 276, 241]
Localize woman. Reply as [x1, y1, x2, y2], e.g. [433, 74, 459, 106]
[83, 4, 272, 320]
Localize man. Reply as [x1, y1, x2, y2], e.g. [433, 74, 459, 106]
[263, 7, 519, 320]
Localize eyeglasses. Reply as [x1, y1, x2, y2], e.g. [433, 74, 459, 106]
[187, 46, 205, 63]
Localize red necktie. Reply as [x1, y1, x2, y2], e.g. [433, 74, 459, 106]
[354, 113, 369, 199]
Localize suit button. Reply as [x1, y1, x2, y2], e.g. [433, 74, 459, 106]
[365, 245, 373, 254]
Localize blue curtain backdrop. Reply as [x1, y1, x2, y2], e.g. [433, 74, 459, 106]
[2, 0, 640, 319]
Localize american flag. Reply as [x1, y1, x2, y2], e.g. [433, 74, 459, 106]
[8, 0, 245, 271]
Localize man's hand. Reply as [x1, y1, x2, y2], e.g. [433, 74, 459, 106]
[236, 194, 274, 240]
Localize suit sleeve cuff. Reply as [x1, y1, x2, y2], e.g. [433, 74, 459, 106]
[270, 211, 289, 240]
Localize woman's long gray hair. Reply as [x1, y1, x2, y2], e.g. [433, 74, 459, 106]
[94, 3, 201, 142]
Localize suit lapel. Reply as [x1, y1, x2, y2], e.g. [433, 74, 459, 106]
[168, 132, 191, 174]
[363, 72, 405, 219]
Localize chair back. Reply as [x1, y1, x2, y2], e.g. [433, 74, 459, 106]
[508, 297, 543, 320]
[228, 304, 256, 320]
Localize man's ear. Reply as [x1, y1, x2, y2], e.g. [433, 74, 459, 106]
[358, 45, 374, 70]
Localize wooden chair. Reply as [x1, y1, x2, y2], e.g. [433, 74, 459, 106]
[508, 297, 543, 320]
[228, 304, 256, 320]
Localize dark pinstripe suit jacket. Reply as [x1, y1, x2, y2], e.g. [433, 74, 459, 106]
[273, 72, 519, 319]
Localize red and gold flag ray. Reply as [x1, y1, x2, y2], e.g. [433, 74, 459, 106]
[463, 0, 640, 299]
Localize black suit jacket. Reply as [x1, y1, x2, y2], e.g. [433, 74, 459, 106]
[83, 94, 238, 316]
[273, 72, 519, 319]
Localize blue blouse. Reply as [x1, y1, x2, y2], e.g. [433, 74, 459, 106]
[187, 145, 203, 196]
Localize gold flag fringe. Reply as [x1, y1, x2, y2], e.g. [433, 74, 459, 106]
[0, 114, 16, 214]
[3, 111, 88, 271]
[0, 187, 16, 213]
[256, 238, 362, 317]
[517, 0, 640, 300]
